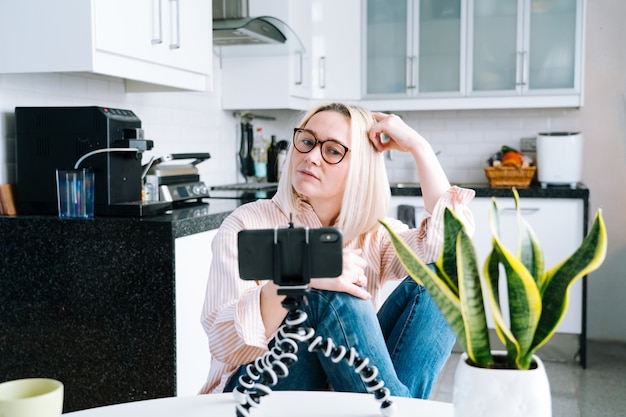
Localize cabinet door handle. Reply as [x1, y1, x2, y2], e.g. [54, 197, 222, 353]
[406, 56, 416, 89]
[516, 51, 527, 86]
[500, 207, 539, 215]
[152, 0, 163, 45]
[169, 0, 180, 50]
[295, 52, 303, 86]
[318, 56, 326, 89]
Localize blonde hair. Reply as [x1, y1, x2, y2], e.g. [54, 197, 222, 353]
[276, 103, 390, 242]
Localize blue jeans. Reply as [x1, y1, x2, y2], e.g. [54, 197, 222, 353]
[224, 276, 455, 399]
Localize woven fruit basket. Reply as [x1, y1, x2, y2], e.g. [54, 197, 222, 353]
[484, 166, 537, 188]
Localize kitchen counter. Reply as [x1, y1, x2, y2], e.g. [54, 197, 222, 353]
[0, 200, 241, 413]
[391, 182, 589, 200]
[391, 182, 590, 232]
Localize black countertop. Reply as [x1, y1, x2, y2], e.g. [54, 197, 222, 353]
[0, 199, 243, 412]
[390, 182, 589, 200]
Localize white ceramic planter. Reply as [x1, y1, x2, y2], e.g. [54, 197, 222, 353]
[453, 352, 551, 417]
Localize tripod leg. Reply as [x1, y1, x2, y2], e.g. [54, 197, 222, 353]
[233, 301, 314, 417]
[233, 295, 396, 417]
[307, 336, 397, 417]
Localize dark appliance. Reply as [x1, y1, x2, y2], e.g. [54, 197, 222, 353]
[210, 182, 278, 201]
[145, 153, 211, 203]
[15, 106, 171, 216]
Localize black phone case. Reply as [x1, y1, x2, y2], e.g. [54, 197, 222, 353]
[238, 227, 343, 285]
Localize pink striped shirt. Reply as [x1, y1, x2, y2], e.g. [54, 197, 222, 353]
[199, 186, 475, 394]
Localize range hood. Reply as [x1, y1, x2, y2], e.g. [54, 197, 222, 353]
[213, 17, 287, 46]
[212, 0, 303, 56]
[213, 16, 286, 46]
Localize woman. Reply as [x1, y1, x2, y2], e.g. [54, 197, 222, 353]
[200, 103, 475, 398]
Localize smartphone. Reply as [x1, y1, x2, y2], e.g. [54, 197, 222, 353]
[238, 226, 343, 286]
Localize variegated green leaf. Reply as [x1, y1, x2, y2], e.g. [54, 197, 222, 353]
[483, 246, 520, 367]
[457, 230, 493, 366]
[512, 189, 544, 285]
[529, 210, 607, 354]
[437, 208, 466, 295]
[492, 234, 542, 369]
[485, 198, 517, 360]
[382, 191, 607, 372]
[487, 190, 542, 368]
[380, 220, 468, 352]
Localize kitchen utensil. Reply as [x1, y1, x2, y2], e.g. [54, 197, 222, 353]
[239, 121, 255, 179]
[146, 153, 211, 203]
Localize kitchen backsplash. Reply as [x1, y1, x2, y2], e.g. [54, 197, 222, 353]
[241, 107, 581, 185]
[0, 65, 581, 187]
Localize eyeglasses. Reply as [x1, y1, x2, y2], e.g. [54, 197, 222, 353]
[292, 128, 350, 165]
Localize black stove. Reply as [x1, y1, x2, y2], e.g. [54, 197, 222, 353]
[209, 182, 278, 200]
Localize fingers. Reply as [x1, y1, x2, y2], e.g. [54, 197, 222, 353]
[369, 112, 402, 152]
[309, 276, 371, 300]
[345, 283, 372, 300]
[312, 248, 372, 299]
[353, 273, 367, 287]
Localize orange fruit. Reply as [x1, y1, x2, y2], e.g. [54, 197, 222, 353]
[501, 151, 523, 167]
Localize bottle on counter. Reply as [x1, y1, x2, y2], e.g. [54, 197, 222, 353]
[252, 127, 267, 182]
[277, 140, 289, 180]
[266, 135, 278, 183]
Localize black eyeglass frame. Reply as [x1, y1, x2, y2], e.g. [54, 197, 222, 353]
[292, 128, 350, 165]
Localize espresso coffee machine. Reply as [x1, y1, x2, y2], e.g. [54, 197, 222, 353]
[15, 106, 171, 216]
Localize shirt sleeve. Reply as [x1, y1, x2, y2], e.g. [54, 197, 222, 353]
[379, 185, 476, 281]
[418, 185, 476, 262]
[200, 213, 270, 368]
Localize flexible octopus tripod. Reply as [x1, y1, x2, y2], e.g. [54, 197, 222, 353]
[232, 286, 396, 417]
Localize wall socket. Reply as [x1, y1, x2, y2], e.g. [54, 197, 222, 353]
[520, 137, 537, 152]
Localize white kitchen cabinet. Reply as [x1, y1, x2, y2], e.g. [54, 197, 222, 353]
[303, 0, 362, 101]
[0, 0, 212, 92]
[220, 0, 361, 110]
[362, 0, 584, 110]
[175, 229, 217, 396]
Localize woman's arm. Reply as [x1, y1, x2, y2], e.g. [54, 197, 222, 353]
[201, 222, 269, 366]
[368, 112, 450, 213]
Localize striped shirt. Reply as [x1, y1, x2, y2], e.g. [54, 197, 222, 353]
[198, 185, 475, 394]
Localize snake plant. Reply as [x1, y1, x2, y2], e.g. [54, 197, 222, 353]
[381, 189, 607, 369]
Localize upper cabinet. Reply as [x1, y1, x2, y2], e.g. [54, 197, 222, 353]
[0, 0, 212, 92]
[220, 0, 584, 111]
[220, 0, 361, 110]
[366, 0, 465, 98]
[363, 0, 584, 110]
[469, 0, 581, 96]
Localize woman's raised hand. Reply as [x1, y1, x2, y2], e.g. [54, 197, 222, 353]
[369, 112, 422, 153]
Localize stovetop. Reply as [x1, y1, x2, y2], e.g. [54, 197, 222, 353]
[209, 182, 278, 200]
[211, 182, 278, 191]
